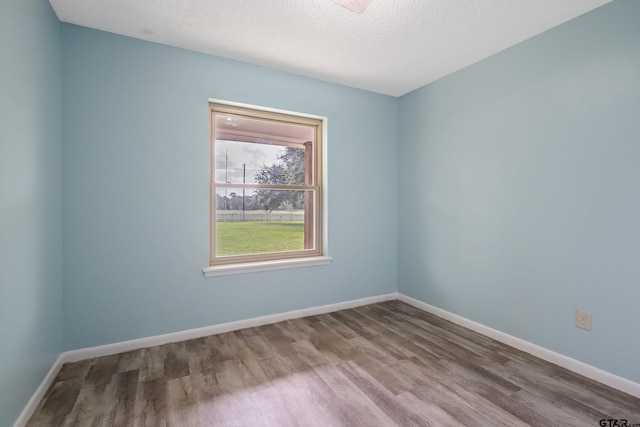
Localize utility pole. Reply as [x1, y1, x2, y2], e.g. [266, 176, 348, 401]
[242, 163, 246, 221]
[224, 150, 229, 222]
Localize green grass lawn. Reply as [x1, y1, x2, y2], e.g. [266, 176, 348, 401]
[216, 221, 304, 256]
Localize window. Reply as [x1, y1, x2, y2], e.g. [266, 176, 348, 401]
[209, 101, 324, 269]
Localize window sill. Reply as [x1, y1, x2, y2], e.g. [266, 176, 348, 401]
[203, 256, 332, 278]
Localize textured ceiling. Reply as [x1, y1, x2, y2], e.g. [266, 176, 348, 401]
[49, 0, 613, 97]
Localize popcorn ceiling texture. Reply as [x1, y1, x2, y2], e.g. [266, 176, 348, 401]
[49, 0, 612, 96]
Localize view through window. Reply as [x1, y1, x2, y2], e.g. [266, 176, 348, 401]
[210, 102, 323, 265]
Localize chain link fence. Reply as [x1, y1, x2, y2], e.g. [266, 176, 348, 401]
[216, 210, 304, 222]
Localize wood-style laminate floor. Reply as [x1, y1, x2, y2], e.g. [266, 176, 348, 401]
[27, 301, 640, 426]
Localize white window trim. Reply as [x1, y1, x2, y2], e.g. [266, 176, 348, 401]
[203, 256, 332, 277]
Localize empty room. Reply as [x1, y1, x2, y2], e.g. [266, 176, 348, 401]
[2, 0, 639, 425]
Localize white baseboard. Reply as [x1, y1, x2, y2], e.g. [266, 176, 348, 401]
[13, 355, 65, 427]
[61, 292, 399, 363]
[398, 293, 640, 399]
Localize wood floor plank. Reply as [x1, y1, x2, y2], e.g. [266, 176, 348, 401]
[54, 355, 120, 427]
[26, 378, 84, 427]
[291, 339, 342, 367]
[259, 338, 312, 378]
[100, 369, 139, 427]
[56, 359, 93, 382]
[308, 318, 358, 360]
[139, 346, 165, 382]
[245, 385, 298, 427]
[116, 350, 143, 374]
[272, 318, 312, 342]
[184, 337, 216, 377]
[212, 359, 268, 426]
[396, 362, 498, 426]
[286, 363, 371, 426]
[501, 357, 640, 420]
[164, 342, 190, 380]
[137, 377, 167, 427]
[165, 375, 201, 427]
[484, 387, 597, 426]
[314, 311, 360, 340]
[311, 363, 399, 426]
[399, 358, 528, 427]
[328, 309, 380, 339]
[338, 360, 430, 426]
[27, 301, 640, 426]
[395, 391, 467, 427]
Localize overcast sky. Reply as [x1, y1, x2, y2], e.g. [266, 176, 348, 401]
[215, 139, 285, 189]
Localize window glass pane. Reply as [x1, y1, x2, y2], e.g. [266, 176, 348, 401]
[214, 140, 283, 184]
[214, 112, 313, 185]
[214, 141, 307, 186]
[215, 188, 315, 256]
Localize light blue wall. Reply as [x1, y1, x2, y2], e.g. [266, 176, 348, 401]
[61, 25, 398, 350]
[5, 1, 639, 421]
[398, 0, 640, 382]
[0, 0, 63, 425]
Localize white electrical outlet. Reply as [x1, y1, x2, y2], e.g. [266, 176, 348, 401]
[576, 309, 592, 331]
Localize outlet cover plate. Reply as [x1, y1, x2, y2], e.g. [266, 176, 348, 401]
[576, 309, 592, 331]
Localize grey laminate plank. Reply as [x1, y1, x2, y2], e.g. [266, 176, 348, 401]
[185, 337, 216, 377]
[226, 331, 258, 360]
[139, 345, 165, 382]
[258, 323, 296, 346]
[187, 372, 224, 425]
[262, 340, 312, 377]
[250, 356, 321, 426]
[165, 375, 201, 427]
[338, 360, 430, 426]
[116, 349, 143, 373]
[291, 339, 342, 367]
[313, 311, 359, 340]
[501, 357, 640, 420]
[394, 361, 502, 427]
[386, 311, 512, 367]
[164, 342, 190, 380]
[395, 391, 467, 427]
[400, 358, 528, 427]
[56, 359, 93, 382]
[100, 369, 139, 427]
[328, 309, 380, 339]
[310, 362, 399, 426]
[272, 319, 312, 342]
[347, 335, 408, 367]
[308, 318, 359, 360]
[25, 378, 83, 427]
[204, 333, 235, 363]
[212, 359, 266, 426]
[285, 362, 373, 426]
[57, 355, 120, 427]
[387, 301, 508, 353]
[385, 309, 513, 365]
[481, 387, 596, 427]
[552, 368, 640, 418]
[136, 377, 166, 426]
